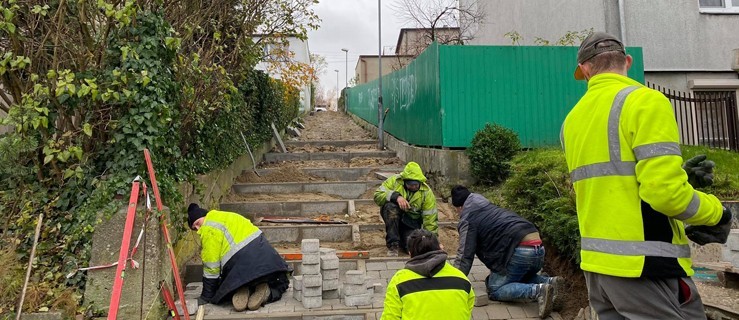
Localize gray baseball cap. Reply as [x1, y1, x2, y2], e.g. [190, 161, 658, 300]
[574, 32, 625, 80]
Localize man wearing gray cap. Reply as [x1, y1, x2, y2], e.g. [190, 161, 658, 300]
[561, 32, 731, 319]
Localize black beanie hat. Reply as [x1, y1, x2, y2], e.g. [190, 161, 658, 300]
[188, 203, 208, 229]
[451, 185, 471, 207]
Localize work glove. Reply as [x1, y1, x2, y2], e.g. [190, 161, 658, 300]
[685, 207, 733, 245]
[682, 155, 715, 188]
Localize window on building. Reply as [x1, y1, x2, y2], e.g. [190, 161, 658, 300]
[699, 0, 739, 13]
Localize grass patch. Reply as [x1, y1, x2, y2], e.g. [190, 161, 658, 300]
[681, 145, 739, 200]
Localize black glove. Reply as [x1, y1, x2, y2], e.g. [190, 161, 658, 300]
[197, 296, 209, 306]
[685, 207, 733, 245]
[683, 155, 715, 188]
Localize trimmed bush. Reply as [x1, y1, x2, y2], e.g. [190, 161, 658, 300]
[466, 123, 521, 185]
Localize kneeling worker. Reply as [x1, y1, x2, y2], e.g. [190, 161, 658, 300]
[188, 203, 291, 311]
[373, 162, 438, 256]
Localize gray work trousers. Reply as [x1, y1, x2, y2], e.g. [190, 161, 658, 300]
[584, 271, 706, 320]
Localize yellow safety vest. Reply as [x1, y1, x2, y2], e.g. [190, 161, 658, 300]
[561, 73, 723, 278]
[198, 210, 262, 279]
[381, 262, 475, 320]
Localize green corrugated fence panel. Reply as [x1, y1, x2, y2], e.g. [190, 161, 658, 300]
[346, 44, 645, 148]
[439, 45, 644, 148]
[346, 43, 442, 146]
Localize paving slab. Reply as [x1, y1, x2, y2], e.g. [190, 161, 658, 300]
[285, 140, 378, 148]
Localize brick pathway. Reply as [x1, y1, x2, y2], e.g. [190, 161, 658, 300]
[196, 257, 562, 320]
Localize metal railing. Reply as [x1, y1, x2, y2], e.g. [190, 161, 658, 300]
[648, 83, 739, 152]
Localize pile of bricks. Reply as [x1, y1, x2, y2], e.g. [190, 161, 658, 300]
[320, 248, 341, 299]
[343, 270, 373, 307]
[297, 239, 323, 308]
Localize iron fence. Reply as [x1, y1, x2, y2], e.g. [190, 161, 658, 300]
[648, 83, 739, 152]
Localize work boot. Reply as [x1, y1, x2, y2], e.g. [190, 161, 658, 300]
[387, 243, 399, 257]
[548, 276, 565, 311]
[247, 282, 270, 311]
[536, 283, 554, 319]
[232, 286, 250, 312]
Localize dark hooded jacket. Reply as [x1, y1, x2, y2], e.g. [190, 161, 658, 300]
[382, 250, 474, 320]
[453, 193, 539, 275]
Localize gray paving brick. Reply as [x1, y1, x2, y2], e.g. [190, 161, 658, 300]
[472, 308, 488, 320]
[386, 261, 405, 270]
[344, 283, 369, 296]
[292, 275, 303, 290]
[323, 278, 339, 291]
[319, 247, 337, 256]
[321, 256, 340, 270]
[302, 263, 321, 275]
[303, 285, 323, 297]
[304, 274, 323, 287]
[345, 270, 365, 284]
[379, 269, 396, 280]
[302, 252, 321, 265]
[344, 293, 373, 307]
[324, 269, 340, 280]
[322, 289, 340, 299]
[365, 262, 387, 271]
[365, 270, 381, 279]
[507, 305, 526, 318]
[484, 304, 511, 319]
[301, 239, 320, 253]
[471, 265, 488, 274]
[302, 296, 322, 309]
[522, 303, 539, 318]
[293, 289, 302, 302]
[266, 303, 296, 313]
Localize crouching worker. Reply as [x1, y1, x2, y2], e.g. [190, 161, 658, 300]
[381, 229, 475, 320]
[188, 203, 291, 311]
[451, 186, 563, 319]
[374, 162, 438, 256]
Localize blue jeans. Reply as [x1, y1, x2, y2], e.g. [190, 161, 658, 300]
[486, 246, 552, 302]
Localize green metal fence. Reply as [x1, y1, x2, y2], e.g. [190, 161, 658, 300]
[346, 43, 645, 148]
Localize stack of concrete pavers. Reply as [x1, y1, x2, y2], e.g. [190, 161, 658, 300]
[300, 239, 323, 308]
[723, 229, 739, 267]
[175, 282, 201, 315]
[320, 248, 341, 299]
[343, 270, 373, 307]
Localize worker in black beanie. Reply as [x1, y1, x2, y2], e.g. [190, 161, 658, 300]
[450, 186, 564, 318]
[187, 203, 290, 312]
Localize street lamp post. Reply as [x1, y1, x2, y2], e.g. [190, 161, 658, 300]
[334, 69, 339, 110]
[341, 48, 349, 89]
[377, 0, 384, 150]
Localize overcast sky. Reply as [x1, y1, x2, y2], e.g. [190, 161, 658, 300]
[308, 0, 407, 99]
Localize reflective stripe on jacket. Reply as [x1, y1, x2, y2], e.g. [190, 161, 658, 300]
[381, 262, 474, 320]
[373, 162, 438, 234]
[562, 73, 724, 278]
[199, 210, 261, 279]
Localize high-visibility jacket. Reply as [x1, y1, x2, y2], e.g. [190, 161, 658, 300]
[381, 261, 475, 320]
[561, 73, 724, 278]
[374, 162, 438, 234]
[199, 210, 289, 303]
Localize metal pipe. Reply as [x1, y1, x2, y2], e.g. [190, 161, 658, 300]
[618, 0, 627, 43]
[377, 0, 384, 150]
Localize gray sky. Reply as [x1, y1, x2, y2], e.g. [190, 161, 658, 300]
[308, 0, 407, 100]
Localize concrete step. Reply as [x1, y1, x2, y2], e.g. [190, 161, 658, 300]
[220, 199, 376, 219]
[232, 181, 382, 199]
[285, 140, 377, 148]
[252, 167, 403, 181]
[263, 151, 396, 163]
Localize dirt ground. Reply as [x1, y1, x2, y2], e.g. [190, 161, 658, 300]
[223, 192, 341, 202]
[258, 157, 403, 169]
[236, 165, 328, 183]
[543, 250, 589, 320]
[286, 144, 377, 153]
[271, 226, 460, 258]
[298, 111, 374, 141]
[696, 281, 739, 312]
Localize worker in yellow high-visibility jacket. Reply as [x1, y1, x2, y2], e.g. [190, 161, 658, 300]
[188, 203, 291, 312]
[561, 32, 732, 319]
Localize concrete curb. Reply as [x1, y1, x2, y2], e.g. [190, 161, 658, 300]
[232, 181, 381, 199]
[264, 151, 397, 163]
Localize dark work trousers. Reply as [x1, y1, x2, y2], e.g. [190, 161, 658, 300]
[584, 271, 706, 320]
[380, 202, 422, 251]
